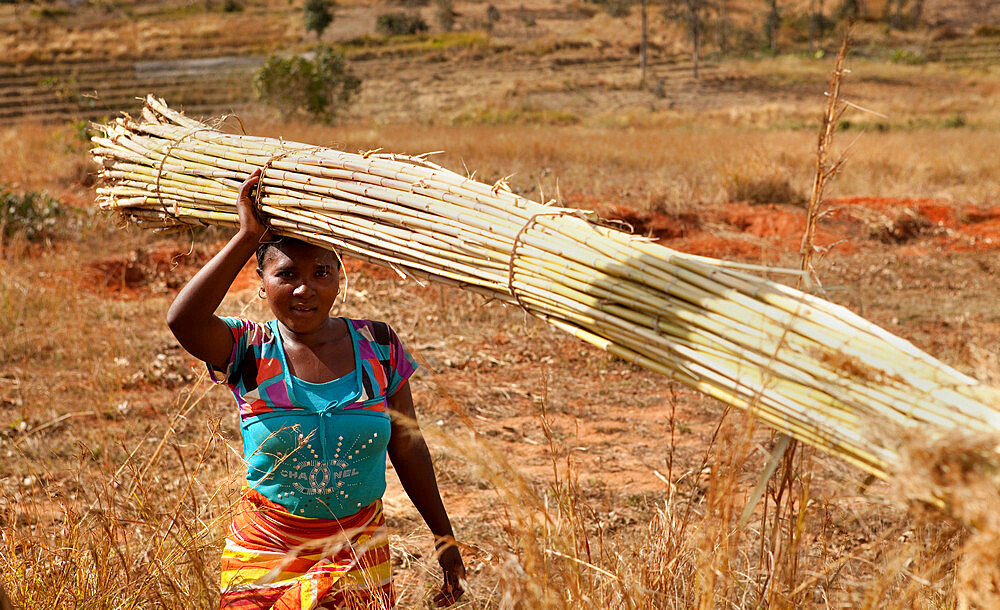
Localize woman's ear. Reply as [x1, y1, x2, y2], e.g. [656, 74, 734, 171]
[255, 267, 263, 279]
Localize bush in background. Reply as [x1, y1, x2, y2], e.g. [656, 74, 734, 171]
[0, 187, 66, 243]
[724, 158, 805, 205]
[376, 11, 429, 36]
[253, 46, 360, 124]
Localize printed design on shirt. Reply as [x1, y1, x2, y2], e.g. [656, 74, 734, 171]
[270, 429, 384, 509]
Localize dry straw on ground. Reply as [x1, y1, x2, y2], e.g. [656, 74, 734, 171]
[91, 96, 1000, 489]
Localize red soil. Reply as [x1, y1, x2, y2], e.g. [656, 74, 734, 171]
[77, 196, 1000, 297]
[81, 246, 213, 299]
[600, 196, 1000, 261]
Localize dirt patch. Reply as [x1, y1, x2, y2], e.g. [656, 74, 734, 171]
[600, 204, 700, 239]
[600, 197, 1000, 261]
[81, 245, 213, 298]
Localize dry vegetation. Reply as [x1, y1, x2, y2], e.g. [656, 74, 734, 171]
[3, 0, 1000, 608]
[5, 112, 1000, 607]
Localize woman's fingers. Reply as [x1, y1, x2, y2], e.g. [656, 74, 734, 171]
[434, 549, 466, 607]
[433, 579, 464, 607]
[237, 169, 262, 209]
[236, 169, 268, 238]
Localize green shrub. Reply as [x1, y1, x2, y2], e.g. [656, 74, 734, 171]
[0, 187, 66, 242]
[973, 24, 1000, 37]
[376, 11, 429, 36]
[253, 46, 361, 124]
[890, 48, 924, 64]
[943, 113, 967, 129]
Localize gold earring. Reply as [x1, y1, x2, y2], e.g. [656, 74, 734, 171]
[257, 286, 266, 299]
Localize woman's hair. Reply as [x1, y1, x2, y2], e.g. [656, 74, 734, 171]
[255, 236, 342, 270]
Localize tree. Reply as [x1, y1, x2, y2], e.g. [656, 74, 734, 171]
[909, 0, 925, 27]
[765, 0, 780, 52]
[485, 4, 500, 31]
[715, 0, 733, 55]
[253, 46, 361, 124]
[640, 0, 648, 86]
[664, 0, 711, 79]
[808, 0, 826, 51]
[304, 0, 334, 39]
[435, 0, 457, 31]
[834, 0, 862, 21]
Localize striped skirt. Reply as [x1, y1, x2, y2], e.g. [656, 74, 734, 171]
[220, 488, 395, 609]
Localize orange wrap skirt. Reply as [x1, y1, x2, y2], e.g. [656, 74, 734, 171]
[219, 488, 395, 609]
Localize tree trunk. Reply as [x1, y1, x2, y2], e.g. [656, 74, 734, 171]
[716, 0, 730, 55]
[691, 0, 700, 79]
[640, 0, 648, 87]
[892, 0, 905, 29]
[808, 0, 817, 52]
[910, 0, 924, 27]
[768, 0, 780, 52]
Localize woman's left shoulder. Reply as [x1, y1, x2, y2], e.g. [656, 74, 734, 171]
[347, 318, 398, 345]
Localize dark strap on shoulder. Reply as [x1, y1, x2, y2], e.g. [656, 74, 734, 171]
[361, 321, 395, 397]
[371, 320, 391, 345]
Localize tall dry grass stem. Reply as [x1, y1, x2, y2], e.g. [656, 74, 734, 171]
[757, 28, 854, 606]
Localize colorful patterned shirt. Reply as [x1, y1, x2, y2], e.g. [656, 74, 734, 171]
[208, 317, 418, 519]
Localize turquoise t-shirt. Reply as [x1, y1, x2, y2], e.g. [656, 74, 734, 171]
[208, 317, 418, 519]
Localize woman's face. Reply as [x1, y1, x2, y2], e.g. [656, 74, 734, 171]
[258, 241, 340, 334]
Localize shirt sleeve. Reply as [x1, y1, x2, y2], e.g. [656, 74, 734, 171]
[206, 316, 255, 386]
[385, 324, 419, 397]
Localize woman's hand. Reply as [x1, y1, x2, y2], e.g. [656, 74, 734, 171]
[434, 544, 466, 607]
[236, 168, 271, 241]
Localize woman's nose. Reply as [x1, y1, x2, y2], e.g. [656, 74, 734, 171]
[293, 282, 312, 296]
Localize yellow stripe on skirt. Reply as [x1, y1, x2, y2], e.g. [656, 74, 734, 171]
[220, 488, 394, 610]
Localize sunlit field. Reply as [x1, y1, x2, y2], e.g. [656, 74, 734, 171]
[3, 0, 1000, 607]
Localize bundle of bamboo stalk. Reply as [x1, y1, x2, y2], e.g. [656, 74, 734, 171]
[92, 96, 1000, 480]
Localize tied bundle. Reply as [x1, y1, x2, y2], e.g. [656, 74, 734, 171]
[92, 96, 1000, 481]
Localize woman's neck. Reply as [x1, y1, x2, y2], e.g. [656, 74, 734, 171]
[277, 317, 345, 349]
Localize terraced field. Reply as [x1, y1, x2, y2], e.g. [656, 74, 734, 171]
[0, 56, 260, 122]
[0, 48, 719, 124]
[928, 35, 1000, 66]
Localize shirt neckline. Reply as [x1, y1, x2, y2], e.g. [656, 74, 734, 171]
[269, 317, 363, 408]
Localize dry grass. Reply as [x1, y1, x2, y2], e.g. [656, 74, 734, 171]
[3, 82, 1000, 607]
[233, 119, 1000, 212]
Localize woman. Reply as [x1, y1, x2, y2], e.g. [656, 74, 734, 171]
[167, 169, 465, 609]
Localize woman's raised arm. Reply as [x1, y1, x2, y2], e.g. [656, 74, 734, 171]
[166, 169, 268, 370]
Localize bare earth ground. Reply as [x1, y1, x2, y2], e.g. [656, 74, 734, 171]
[2, 1, 1000, 608]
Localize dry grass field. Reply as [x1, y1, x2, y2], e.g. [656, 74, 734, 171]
[2, 1, 1000, 608]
